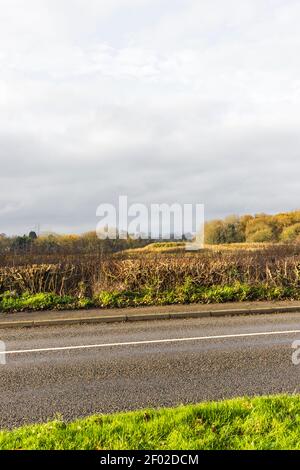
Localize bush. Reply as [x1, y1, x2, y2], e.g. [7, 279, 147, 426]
[281, 223, 300, 243]
[246, 228, 275, 243]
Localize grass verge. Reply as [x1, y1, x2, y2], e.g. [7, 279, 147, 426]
[0, 282, 299, 313]
[0, 395, 300, 450]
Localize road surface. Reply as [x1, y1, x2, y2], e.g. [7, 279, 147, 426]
[1, 312, 300, 428]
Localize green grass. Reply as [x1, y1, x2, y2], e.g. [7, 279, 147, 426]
[0, 291, 93, 312]
[1, 282, 299, 312]
[96, 282, 299, 308]
[1, 395, 300, 450]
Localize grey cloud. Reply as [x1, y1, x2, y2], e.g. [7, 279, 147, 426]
[0, 0, 300, 234]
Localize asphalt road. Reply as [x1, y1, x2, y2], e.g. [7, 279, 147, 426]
[1, 312, 300, 428]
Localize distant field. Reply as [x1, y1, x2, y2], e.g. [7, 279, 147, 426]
[1, 395, 299, 450]
[120, 241, 186, 255]
[121, 241, 282, 255]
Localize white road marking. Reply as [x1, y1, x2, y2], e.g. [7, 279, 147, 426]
[2, 329, 300, 355]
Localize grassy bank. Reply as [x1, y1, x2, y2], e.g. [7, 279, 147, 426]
[0, 282, 300, 312]
[0, 395, 300, 450]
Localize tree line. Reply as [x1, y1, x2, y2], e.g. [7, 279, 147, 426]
[0, 231, 151, 255]
[204, 211, 300, 244]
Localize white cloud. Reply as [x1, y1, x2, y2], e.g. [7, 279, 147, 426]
[0, 0, 300, 233]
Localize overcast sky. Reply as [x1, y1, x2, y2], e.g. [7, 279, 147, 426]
[1, 0, 300, 234]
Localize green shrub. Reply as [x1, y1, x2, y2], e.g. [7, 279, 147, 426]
[281, 223, 300, 242]
[246, 227, 275, 243]
[0, 292, 91, 312]
[1, 282, 300, 313]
